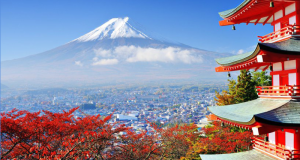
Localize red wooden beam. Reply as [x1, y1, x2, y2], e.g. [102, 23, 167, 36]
[254, 18, 260, 25]
[219, 20, 236, 26]
[224, 1, 293, 26]
[263, 15, 272, 25]
[262, 65, 270, 71]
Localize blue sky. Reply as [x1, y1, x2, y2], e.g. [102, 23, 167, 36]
[1, 0, 273, 61]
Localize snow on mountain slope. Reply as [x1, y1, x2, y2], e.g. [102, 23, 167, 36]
[73, 17, 150, 42]
[1, 17, 228, 89]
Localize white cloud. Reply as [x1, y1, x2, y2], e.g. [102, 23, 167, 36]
[232, 45, 257, 55]
[237, 49, 244, 55]
[75, 61, 83, 67]
[92, 46, 203, 65]
[92, 59, 119, 66]
[94, 48, 112, 57]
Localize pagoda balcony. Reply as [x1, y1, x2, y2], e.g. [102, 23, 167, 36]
[258, 25, 300, 43]
[256, 85, 300, 99]
[252, 137, 300, 160]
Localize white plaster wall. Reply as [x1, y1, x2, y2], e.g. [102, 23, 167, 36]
[273, 62, 282, 71]
[269, 132, 276, 145]
[286, 3, 296, 15]
[289, 73, 297, 85]
[274, 10, 283, 20]
[273, 75, 280, 86]
[290, 16, 296, 25]
[284, 60, 296, 70]
[285, 132, 294, 150]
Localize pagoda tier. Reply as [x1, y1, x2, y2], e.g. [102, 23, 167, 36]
[219, 0, 300, 27]
[207, 99, 300, 160]
[215, 38, 300, 72]
[219, 0, 300, 43]
[209, 99, 300, 130]
[201, 0, 300, 160]
[216, 38, 300, 99]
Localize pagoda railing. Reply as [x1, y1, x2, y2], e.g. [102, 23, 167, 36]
[258, 25, 300, 43]
[256, 85, 300, 97]
[252, 137, 300, 160]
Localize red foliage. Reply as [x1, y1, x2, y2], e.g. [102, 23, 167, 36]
[1, 108, 253, 160]
[182, 121, 253, 159]
[152, 123, 200, 159]
[1, 107, 128, 159]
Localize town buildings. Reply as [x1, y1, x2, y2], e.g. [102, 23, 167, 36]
[1, 86, 216, 133]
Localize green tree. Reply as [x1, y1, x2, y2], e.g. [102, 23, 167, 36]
[251, 70, 272, 86]
[235, 70, 258, 103]
[228, 79, 237, 97]
[215, 70, 258, 105]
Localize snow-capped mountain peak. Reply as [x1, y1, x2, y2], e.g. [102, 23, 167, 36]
[73, 17, 150, 42]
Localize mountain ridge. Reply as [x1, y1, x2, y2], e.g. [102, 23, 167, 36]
[1, 17, 228, 89]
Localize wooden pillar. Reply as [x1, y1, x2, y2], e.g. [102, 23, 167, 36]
[295, 1, 300, 35]
[296, 1, 300, 25]
[296, 59, 300, 85]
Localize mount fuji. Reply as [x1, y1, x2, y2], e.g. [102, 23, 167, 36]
[1, 17, 227, 89]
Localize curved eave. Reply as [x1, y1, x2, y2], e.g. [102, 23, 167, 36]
[200, 150, 278, 160]
[218, 0, 296, 26]
[218, 0, 251, 18]
[215, 38, 300, 70]
[215, 113, 257, 126]
[215, 45, 260, 66]
[254, 100, 300, 127]
[254, 116, 300, 127]
[259, 38, 300, 54]
[208, 98, 290, 126]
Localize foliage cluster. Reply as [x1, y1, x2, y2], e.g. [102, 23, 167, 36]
[215, 70, 271, 106]
[1, 108, 254, 160]
[181, 121, 253, 160]
[1, 108, 201, 160]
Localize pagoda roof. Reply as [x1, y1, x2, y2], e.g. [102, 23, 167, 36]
[255, 101, 300, 126]
[200, 149, 277, 160]
[218, 0, 296, 26]
[216, 38, 300, 67]
[219, 0, 251, 18]
[208, 98, 290, 125]
[259, 38, 300, 54]
[216, 51, 255, 66]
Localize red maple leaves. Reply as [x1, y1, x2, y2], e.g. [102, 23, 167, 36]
[182, 121, 253, 159]
[1, 107, 128, 159]
[1, 108, 253, 160]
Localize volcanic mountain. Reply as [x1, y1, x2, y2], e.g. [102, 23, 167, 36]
[1, 17, 227, 89]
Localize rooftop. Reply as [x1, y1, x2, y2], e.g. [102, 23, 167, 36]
[200, 149, 277, 160]
[218, 0, 296, 26]
[208, 98, 290, 125]
[215, 38, 300, 72]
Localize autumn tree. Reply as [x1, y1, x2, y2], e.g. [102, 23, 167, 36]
[156, 123, 199, 159]
[1, 108, 201, 160]
[215, 70, 258, 105]
[214, 90, 234, 106]
[181, 121, 253, 160]
[115, 130, 162, 160]
[1, 108, 129, 159]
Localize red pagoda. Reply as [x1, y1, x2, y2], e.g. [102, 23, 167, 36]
[201, 0, 300, 160]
